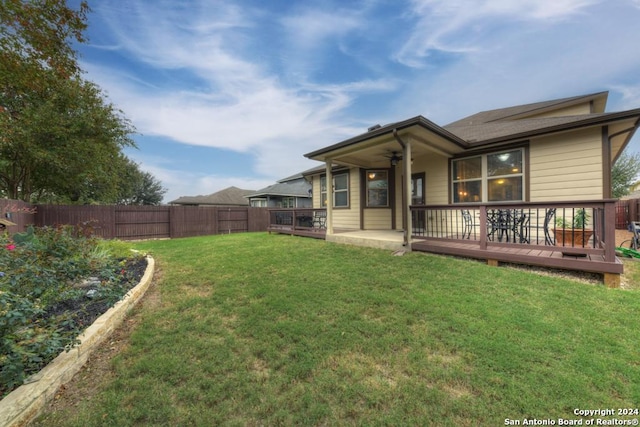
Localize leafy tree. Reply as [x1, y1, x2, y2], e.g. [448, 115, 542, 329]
[0, 0, 136, 203]
[116, 157, 167, 205]
[612, 151, 640, 198]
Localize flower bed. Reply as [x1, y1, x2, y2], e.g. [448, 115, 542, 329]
[0, 225, 148, 398]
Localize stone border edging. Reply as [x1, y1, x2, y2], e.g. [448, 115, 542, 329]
[0, 256, 155, 427]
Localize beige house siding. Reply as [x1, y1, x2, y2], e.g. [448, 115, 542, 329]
[333, 168, 360, 229]
[414, 153, 450, 205]
[526, 102, 592, 119]
[363, 208, 392, 229]
[312, 177, 323, 209]
[609, 121, 634, 161]
[529, 128, 603, 201]
[310, 168, 361, 230]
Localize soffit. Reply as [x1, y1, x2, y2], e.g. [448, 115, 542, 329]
[309, 124, 465, 169]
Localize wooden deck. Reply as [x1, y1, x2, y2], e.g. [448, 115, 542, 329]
[268, 201, 623, 287]
[410, 238, 622, 275]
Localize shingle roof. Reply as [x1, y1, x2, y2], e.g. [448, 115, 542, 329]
[443, 92, 640, 145]
[444, 92, 608, 127]
[246, 177, 311, 198]
[169, 186, 254, 206]
[444, 113, 616, 143]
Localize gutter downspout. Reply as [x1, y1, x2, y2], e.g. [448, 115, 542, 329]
[393, 129, 411, 247]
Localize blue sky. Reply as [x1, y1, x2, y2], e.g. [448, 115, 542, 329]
[74, 0, 640, 203]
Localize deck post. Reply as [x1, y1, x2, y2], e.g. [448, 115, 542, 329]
[404, 140, 412, 247]
[479, 206, 487, 250]
[604, 273, 620, 288]
[603, 201, 616, 262]
[325, 160, 333, 235]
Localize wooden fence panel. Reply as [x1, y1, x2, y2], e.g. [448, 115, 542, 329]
[1, 200, 270, 239]
[170, 206, 217, 238]
[248, 207, 270, 232]
[616, 202, 629, 229]
[115, 206, 170, 240]
[0, 199, 36, 233]
[34, 205, 116, 238]
[217, 208, 249, 234]
[615, 199, 640, 229]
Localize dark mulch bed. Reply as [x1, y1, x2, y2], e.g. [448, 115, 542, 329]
[42, 257, 148, 330]
[1, 257, 148, 399]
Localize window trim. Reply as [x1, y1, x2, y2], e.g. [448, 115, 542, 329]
[281, 197, 295, 208]
[250, 198, 267, 207]
[365, 170, 389, 208]
[320, 171, 350, 208]
[451, 148, 526, 204]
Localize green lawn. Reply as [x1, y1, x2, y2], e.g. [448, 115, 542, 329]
[36, 233, 640, 426]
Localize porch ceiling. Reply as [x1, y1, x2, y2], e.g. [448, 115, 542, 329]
[312, 125, 465, 169]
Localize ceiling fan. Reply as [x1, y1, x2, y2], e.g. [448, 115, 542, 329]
[382, 151, 403, 166]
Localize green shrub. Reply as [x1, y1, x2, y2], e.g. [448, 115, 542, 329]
[0, 291, 78, 392]
[0, 226, 142, 397]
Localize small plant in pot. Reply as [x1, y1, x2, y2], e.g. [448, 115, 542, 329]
[554, 208, 593, 249]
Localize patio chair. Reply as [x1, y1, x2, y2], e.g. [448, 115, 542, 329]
[312, 210, 327, 229]
[486, 209, 530, 243]
[461, 210, 474, 239]
[543, 208, 556, 245]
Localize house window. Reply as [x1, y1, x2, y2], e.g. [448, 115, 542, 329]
[453, 156, 482, 203]
[452, 149, 524, 203]
[251, 199, 267, 207]
[411, 173, 425, 205]
[320, 172, 349, 208]
[281, 197, 295, 208]
[366, 170, 388, 207]
[487, 151, 523, 202]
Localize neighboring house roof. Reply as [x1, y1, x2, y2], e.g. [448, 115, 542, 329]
[169, 186, 254, 206]
[246, 174, 311, 199]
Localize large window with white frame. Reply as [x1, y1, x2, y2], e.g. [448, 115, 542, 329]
[452, 149, 524, 203]
[320, 172, 349, 208]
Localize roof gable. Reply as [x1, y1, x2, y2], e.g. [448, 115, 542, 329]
[445, 92, 608, 127]
[443, 91, 640, 146]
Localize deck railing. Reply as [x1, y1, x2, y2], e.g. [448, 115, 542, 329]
[268, 208, 327, 238]
[410, 200, 617, 261]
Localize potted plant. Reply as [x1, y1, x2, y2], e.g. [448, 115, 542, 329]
[553, 208, 593, 248]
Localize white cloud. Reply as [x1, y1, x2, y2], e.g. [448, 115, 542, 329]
[280, 8, 363, 49]
[84, 1, 394, 160]
[395, 0, 601, 68]
[612, 84, 640, 111]
[81, 0, 640, 199]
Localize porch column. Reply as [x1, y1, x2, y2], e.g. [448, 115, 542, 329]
[403, 140, 412, 246]
[325, 160, 333, 235]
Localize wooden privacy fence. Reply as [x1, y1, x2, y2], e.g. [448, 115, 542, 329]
[615, 198, 640, 229]
[0, 199, 270, 240]
[0, 199, 36, 232]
